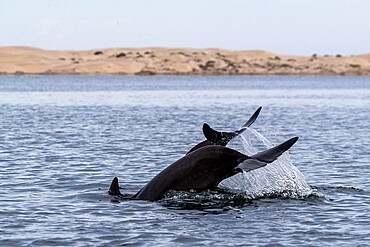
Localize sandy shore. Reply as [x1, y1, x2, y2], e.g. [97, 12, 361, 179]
[0, 46, 369, 75]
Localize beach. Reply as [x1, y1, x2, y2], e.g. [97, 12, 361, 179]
[0, 46, 369, 76]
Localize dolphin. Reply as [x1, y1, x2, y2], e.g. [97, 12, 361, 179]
[109, 136, 298, 201]
[186, 106, 262, 154]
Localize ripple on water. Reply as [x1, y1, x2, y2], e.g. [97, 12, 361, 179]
[0, 76, 369, 246]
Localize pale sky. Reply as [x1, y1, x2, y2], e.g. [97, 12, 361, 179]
[0, 0, 369, 56]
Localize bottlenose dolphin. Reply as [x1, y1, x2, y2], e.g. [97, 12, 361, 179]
[186, 106, 262, 154]
[109, 137, 298, 201]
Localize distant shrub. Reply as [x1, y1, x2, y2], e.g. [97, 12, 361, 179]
[116, 52, 126, 58]
[350, 64, 361, 68]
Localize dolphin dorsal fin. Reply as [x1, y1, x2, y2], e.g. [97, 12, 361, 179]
[109, 177, 122, 195]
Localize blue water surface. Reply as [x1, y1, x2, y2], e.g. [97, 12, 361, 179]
[0, 76, 369, 246]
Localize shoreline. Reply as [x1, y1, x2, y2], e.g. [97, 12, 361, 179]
[1, 46, 369, 76]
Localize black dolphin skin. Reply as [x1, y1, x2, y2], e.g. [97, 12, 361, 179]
[109, 138, 299, 201]
[186, 106, 262, 154]
[108, 107, 299, 201]
[110, 138, 298, 201]
[131, 137, 298, 201]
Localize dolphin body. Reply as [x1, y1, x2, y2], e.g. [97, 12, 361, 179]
[109, 136, 299, 201]
[109, 106, 263, 199]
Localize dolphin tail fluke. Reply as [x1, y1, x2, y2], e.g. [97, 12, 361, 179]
[251, 137, 299, 163]
[109, 177, 122, 195]
[242, 106, 262, 128]
[203, 123, 238, 146]
[203, 106, 262, 146]
[236, 137, 299, 172]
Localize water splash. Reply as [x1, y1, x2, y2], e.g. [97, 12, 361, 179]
[220, 128, 312, 199]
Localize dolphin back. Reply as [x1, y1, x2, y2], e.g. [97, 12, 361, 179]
[186, 140, 213, 154]
[134, 146, 248, 201]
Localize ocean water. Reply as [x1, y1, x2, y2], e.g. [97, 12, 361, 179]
[0, 76, 369, 246]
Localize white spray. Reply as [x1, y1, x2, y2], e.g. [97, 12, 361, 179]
[220, 128, 312, 199]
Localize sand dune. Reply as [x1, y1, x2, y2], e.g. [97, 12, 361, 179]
[0, 46, 369, 75]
